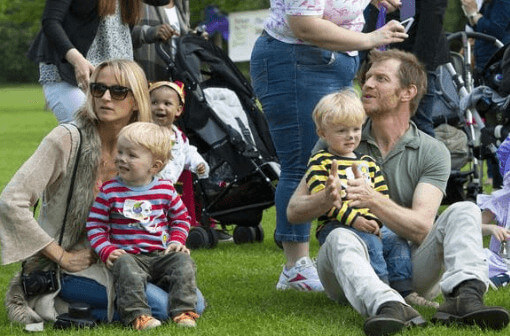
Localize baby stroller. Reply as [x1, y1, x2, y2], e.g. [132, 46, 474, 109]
[430, 31, 505, 204]
[442, 32, 504, 200]
[156, 34, 280, 249]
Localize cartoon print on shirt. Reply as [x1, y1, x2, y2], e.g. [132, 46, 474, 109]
[123, 199, 152, 224]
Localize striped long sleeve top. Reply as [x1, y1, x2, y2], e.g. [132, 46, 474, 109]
[305, 150, 389, 231]
[86, 177, 191, 263]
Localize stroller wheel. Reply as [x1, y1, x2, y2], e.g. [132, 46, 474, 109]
[233, 226, 256, 244]
[254, 224, 264, 242]
[204, 226, 219, 248]
[186, 227, 210, 249]
[273, 230, 283, 250]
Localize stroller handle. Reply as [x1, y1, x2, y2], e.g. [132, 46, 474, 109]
[447, 31, 505, 49]
[155, 42, 175, 72]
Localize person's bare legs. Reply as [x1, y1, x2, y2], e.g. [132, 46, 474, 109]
[283, 242, 309, 268]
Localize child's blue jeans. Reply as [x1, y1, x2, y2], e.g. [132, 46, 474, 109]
[318, 221, 413, 294]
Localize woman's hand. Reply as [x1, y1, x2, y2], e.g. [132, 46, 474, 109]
[156, 24, 179, 41]
[65, 48, 95, 91]
[60, 248, 97, 272]
[367, 20, 408, 48]
[486, 225, 510, 242]
[372, 0, 402, 12]
[165, 242, 190, 255]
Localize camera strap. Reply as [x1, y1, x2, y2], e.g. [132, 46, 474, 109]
[22, 124, 82, 274]
[58, 124, 83, 246]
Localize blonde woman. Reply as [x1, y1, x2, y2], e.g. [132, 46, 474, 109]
[0, 59, 205, 327]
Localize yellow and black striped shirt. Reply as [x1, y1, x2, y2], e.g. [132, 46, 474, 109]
[305, 150, 389, 232]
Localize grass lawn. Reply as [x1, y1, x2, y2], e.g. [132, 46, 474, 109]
[0, 85, 509, 335]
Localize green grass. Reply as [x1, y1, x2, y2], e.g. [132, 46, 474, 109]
[1, 85, 509, 335]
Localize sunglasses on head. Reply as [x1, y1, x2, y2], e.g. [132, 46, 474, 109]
[89, 83, 132, 100]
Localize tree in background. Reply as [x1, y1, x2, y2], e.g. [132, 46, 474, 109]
[0, 0, 44, 83]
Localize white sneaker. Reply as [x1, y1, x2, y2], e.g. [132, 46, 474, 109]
[276, 256, 324, 292]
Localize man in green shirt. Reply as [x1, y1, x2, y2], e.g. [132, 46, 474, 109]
[287, 49, 509, 336]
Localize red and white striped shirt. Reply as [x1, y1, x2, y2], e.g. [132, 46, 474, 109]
[86, 177, 190, 263]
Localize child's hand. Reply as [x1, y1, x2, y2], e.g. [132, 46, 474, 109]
[165, 242, 190, 255]
[486, 225, 510, 242]
[196, 163, 206, 176]
[352, 216, 380, 236]
[106, 249, 127, 269]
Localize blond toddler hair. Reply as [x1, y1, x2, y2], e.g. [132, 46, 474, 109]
[118, 122, 173, 168]
[312, 89, 366, 133]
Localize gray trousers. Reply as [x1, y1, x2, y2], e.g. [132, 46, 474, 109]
[317, 201, 489, 317]
[112, 251, 197, 325]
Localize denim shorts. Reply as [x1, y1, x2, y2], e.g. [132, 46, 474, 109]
[250, 33, 359, 242]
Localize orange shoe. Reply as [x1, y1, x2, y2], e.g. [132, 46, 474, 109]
[173, 311, 200, 327]
[132, 315, 161, 330]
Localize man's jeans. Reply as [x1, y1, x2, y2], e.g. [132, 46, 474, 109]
[318, 222, 413, 294]
[316, 201, 488, 317]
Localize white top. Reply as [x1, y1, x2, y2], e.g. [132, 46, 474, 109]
[157, 126, 210, 183]
[165, 6, 181, 56]
[264, 0, 371, 56]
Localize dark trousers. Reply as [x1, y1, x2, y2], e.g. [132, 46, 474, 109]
[111, 251, 197, 325]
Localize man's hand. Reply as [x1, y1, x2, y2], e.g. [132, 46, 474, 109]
[105, 249, 126, 269]
[322, 159, 343, 209]
[60, 248, 97, 272]
[352, 216, 381, 236]
[165, 242, 190, 255]
[346, 163, 379, 209]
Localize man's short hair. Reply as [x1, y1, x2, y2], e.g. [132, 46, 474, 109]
[118, 122, 173, 168]
[312, 89, 365, 132]
[358, 49, 427, 116]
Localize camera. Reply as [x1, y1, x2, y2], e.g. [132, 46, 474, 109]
[21, 270, 59, 297]
[54, 302, 97, 329]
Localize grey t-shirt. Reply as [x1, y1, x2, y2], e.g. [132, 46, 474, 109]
[356, 120, 450, 208]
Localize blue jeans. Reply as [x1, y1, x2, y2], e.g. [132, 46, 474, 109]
[318, 222, 412, 293]
[250, 33, 359, 242]
[42, 81, 86, 123]
[411, 70, 437, 137]
[59, 275, 206, 322]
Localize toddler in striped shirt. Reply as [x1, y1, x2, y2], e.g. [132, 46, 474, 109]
[86, 122, 199, 330]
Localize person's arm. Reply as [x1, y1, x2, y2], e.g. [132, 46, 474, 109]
[0, 127, 85, 265]
[184, 142, 210, 178]
[86, 190, 119, 263]
[464, 0, 510, 38]
[347, 178, 442, 245]
[41, 0, 95, 88]
[287, 160, 343, 223]
[287, 15, 407, 52]
[166, 184, 191, 245]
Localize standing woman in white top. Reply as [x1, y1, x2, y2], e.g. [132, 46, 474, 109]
[249, 0, 408, 292]
[27, 0, 169, 123]
[132, 0, 191, 82]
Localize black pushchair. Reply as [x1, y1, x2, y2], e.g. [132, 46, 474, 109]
[431, 31, 506, 204]
[156, 34, 280, 249]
